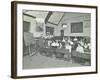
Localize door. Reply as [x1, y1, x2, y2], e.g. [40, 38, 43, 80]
[60, 29, 64, 37]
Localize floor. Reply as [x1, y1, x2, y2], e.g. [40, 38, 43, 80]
[23, 53, 84, 69]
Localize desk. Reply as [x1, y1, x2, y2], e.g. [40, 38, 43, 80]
[72, 50, 91, 65]
[39, 48, 70, 59]
[72, 50, 90, 60]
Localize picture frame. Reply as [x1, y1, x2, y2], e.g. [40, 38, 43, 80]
[11, 1, 98, 79]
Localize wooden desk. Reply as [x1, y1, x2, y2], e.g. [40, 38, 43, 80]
[39, 48, 70, 58]
[72, 50, 91, 65]
[72, 50, 90, 60]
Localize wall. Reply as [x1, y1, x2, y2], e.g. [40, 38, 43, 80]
[24, 15, 45, 37]
[46, 22, 57, 36]
[54, 14, 91, 37]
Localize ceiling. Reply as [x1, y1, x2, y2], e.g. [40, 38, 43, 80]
[23, 10, 64, 25]
[23, 10, 90, 25]
[24, 10, 48, 20]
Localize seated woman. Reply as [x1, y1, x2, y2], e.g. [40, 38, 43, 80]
[61, 38, 66, 48]
[65, 42, 72, 53]
[64, 42, 72, 61]
[79, 39, 84, 47]
[47, 40, 52, 48]
[56, 40, 60, 48]
[59, 41, 62, 48]
[72, 37, 78, 50]
[76, 43, 84, 53]
[51, 40, 60, 48]
[51, 40, 57, 48]
[84, 43, 88, 48]
[68, 38, 74, 46]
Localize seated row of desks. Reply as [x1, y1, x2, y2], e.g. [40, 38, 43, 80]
[39, 48, 69, 58]
[72, 50, 91, 60]
[39, 48, 91, 60]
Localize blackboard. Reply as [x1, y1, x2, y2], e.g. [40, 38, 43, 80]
[71, 22, 83, 33]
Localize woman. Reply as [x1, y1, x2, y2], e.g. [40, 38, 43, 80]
[76, 43, 84, 53]
[64, 42, 72, 61]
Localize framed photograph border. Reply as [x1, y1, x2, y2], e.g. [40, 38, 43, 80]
[11, 1, 98, 79]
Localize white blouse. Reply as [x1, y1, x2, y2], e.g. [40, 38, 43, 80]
[76, 46, 84, 53]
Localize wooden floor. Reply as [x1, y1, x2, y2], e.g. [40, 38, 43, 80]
[23, 53, 85, 69]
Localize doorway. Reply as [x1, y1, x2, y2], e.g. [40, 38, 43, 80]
[60, 29, 64, 37]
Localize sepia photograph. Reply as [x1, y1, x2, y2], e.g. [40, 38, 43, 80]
[23, 10, 91, 69]
[11, 1, 97, 78]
